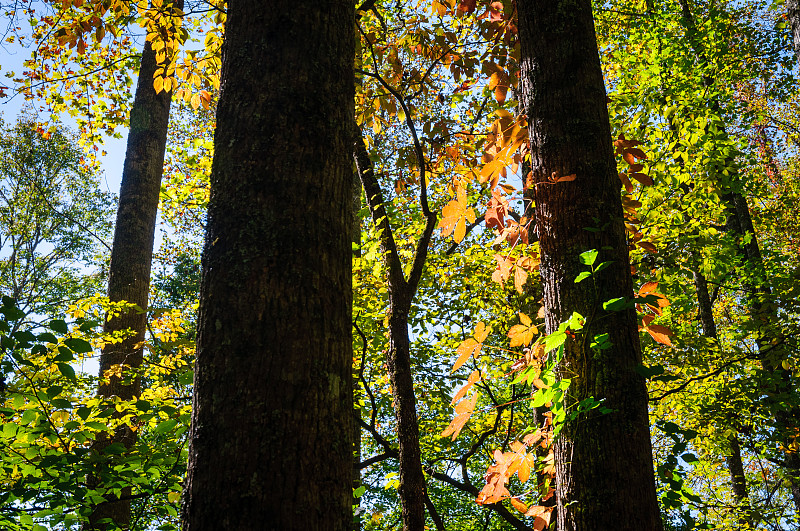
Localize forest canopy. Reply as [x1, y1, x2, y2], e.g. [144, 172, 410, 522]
[1, 0, 800, 530]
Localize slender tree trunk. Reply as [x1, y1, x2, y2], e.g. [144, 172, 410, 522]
[353, 126, 428, 531]
[180, 1, 355, 529]
[675, 1, 800, 519]
[86, 26, 175, 531]
[516, 1, 662, 529]
[691, 265, 751, 524]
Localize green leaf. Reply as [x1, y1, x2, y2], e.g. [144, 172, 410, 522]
[545, 331, 567, 352]
[578, 249, 598, 266]
[37, 332, 58, 344]
[594, 261, 612, 273]
[574, 271, 591, 283]
[77, 407, 92, 421]
[57, 363, 76, 381]
[64, 338, 93, 353]
[602, 297, 629, 312]
[49, 320, 68, 334]
[52, 398, 72, 409]
[354, 485, 366, 498]
[153, 419, 179, 434]
[46, 386, 63, 399]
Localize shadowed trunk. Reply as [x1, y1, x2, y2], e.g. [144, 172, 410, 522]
[516, 1, 662, 529]
[180, 1, 355, 529]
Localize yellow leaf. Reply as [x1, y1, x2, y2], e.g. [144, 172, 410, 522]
[153, 75, 164, 94]
[452, 338, 480, 372]
[514, 264, 528, 293]
[452, 370, 480, 404]
[190, 93, 201, 110]
[167, 491, 180, 503]
[473, 321, 491, 343]
[519, 312, 532, 327]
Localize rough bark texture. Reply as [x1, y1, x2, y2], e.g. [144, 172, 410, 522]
[516, 1, 662, 529]
[353, 127, 428, 531]
[787, 0, 800, 70]
[86, 35, 174, 531]
[180, 1, 355, 529]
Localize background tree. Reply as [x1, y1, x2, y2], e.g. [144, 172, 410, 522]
[0, 115, 113, 330]
[179, 0, 355, 529]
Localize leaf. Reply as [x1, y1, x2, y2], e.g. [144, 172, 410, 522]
[574, 271, 591, 283]
[167, 491, 181, 503]
[472, 322, 489, 343]
[441, 393, 479, 440]
[556, 173, 576, 182]
[646, 324, 674, 346]
[513, 264, 528, 294]
[508, 314, 537, 348]
[439, 186, 476, 243]
[630, 172, 654, 186]
[153, 419, 179, 434]
[485, 189, 509, 231]
[453, 338, 480, 372]
[452, 370, 481, 404]
[639, 281, 658, 296]
[625, 147, 648, 160]
[153, 75, 164, 94]
[618, 172, 634, 193]
[510, 498, 528, 514]
[57, 363, 76, 381]
[64, 337, 92, 353]
[637, 241, 658, 253]
[578, 249, 598, 265]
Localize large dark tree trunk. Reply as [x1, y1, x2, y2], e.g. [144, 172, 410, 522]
[86, 28, 175, 531]
[516, 1, 662, 529]
[180, 1, 355, 530]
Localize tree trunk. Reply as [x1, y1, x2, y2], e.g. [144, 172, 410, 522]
[180, 1, 355, 530]
[516, 1, 662, 529]
[353, 126, 429, 531]
[691, 265, 751, 524]
[86, 30, 175, 531]
[786, 0, 800, 70]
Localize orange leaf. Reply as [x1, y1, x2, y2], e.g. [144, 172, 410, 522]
[452, 370, 480, 404]
[618, 172, 634, 193]
[637, 241, 658, 253]
[630, 172, 654, 186]
[646, 324, 674, 346]
[625, 147, 648, 160]
[474, 321, 491, 342]
[439, 186, 476, 242]
[513, 264, 528, 294]
[508, 312, 536, 347]
[510, 498, 528, 514]
[639, 281, 658, 295]
[441, 393, 479, 440]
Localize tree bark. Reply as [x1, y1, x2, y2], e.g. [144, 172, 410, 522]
[86, 26, 175, 531]
[516, 1, 662, 529]
[353, 125, 431, 531]
[786, 0, 800, 70]
[180, 1, 355, 530]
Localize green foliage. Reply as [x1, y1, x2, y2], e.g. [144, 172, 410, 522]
[0, 115, 114, 327]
